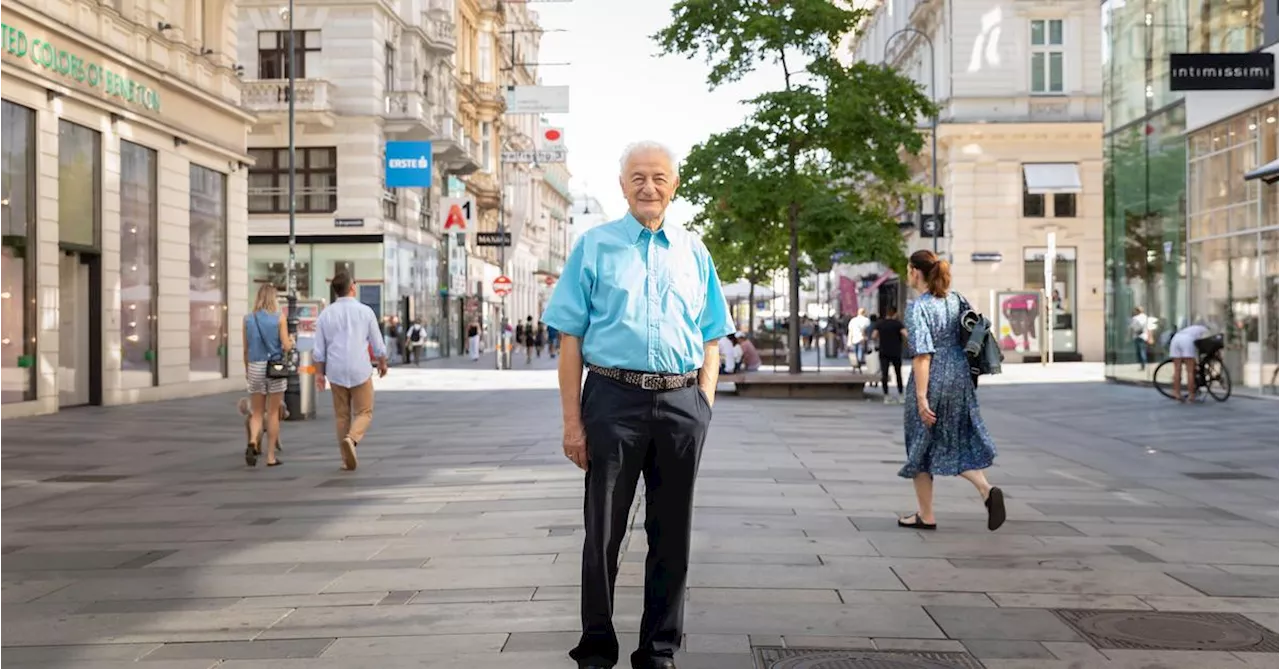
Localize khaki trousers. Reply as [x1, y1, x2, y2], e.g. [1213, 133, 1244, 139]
[331, 379, 374, 445]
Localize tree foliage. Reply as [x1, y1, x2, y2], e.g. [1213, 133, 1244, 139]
[656, 0, 937, 372]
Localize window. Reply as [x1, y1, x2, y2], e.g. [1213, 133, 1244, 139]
[1, 101, 37, 404]
[120, 141, 158, 388]
[189, 165, 228, 381]
[385, 42, 397, 91]
[480, 121, 493, 172]
[257, 30, 321, 79]
[1030, 19, 1064, 94]
[1053, 193, 1077, 218]
[1023, 191, 1046, 218]
[58, 121, 101, 248]
[248, 147, 337, 213]
[477, 32, 493, 83]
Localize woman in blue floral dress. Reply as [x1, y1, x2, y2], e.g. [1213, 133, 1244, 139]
[898, 250, 1006, 532]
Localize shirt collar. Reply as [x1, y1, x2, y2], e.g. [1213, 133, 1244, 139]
[623, 211, 682, 245]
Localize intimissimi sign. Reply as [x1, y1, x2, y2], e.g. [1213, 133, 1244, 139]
[1170, 52, 1276, 91]
[1, 22, 162, 112]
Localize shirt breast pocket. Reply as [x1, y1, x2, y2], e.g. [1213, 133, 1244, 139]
[666, 266, 704, 316]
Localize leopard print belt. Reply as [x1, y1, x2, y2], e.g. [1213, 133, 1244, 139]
[587, 364, 698, 391]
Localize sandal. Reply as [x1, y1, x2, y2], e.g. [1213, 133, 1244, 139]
[985, 487, 1006, 531]
[897, 513, 937, 530]
[267, 459, 283, 467]
[245, 443, 258, 467]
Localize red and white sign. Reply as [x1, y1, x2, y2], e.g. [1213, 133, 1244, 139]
[539, 126, 564, 150]
[493, 275, 513, 297]
[440, 197, 475, 234]
[544, 275, 556, 287]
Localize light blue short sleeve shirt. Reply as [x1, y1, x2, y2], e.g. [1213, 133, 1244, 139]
[541, 212, 735, 374]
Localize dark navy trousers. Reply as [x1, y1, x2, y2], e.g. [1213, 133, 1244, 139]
[569, 372, 711, 669]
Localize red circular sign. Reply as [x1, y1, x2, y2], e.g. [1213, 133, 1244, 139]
[543, 128, 562, 142]
[493, 275, 513, 296]
[544, 275, 556, 286]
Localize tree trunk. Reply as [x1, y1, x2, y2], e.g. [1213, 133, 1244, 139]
[747, 279, 756, 339]
[787, 201, 802, 374]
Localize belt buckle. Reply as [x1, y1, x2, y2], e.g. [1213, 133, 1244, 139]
[640, 374, 664, 391]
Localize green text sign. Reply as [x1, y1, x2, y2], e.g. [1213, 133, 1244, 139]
[1, 23, 161, 112]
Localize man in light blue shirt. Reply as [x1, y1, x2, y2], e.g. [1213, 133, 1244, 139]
[542, 141, 733, 669]
[313, 272, 387, 471]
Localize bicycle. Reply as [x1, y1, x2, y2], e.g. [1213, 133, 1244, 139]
[1152, 333, 1232, 402]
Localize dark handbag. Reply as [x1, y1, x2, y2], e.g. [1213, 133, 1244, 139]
[251, 313, 294, 379]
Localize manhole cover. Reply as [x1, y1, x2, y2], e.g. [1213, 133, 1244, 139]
[1054, 609, 1279, 652]
[1183, 472, 1272, 481]
[755, 648, 985, 669]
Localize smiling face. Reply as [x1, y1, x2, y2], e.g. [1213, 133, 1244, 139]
[620, 148, 678, 227]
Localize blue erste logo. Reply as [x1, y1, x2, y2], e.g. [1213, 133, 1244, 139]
[385, 141, 433, 188]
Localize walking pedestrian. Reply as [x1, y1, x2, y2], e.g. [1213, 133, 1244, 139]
[543, 140, 734, 669]
[848, 308, 870, 371]
[535, 321, 547, 358]
[467, 320, 481, 361]
[898, 250, 1004, 532]
[872, 307, 907, 403]
[523, 315, 536, 364]
[313, 272, 388, 472]
[405, 319, 426, 366]
[242, 282, 292, 467]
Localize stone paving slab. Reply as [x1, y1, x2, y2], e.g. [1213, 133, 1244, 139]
[2, 365, 1277, 667]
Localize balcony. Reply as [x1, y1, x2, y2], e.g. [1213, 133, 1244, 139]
[242, 79, 336, 129]
[434, 113, 481, 176]
[384, 90, 440, 140]
[423, 11, 456, 54]
[467, 171, 501, 210]
[475, 82, 506, 113]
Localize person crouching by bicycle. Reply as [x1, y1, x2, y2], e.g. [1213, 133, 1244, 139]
[1169, 321, 1211, 403]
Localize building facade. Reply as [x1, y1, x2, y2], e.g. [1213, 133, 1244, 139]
[238, 0, 477, 361]
[1102, 0, 1277, 395]
[2, 0, 252, 418]
[850, 0, 1106, 362]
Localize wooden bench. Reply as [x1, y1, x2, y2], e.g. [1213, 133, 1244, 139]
[722, 371, 880, 399]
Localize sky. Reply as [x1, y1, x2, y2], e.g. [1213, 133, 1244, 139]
[525, 0, 785, 227]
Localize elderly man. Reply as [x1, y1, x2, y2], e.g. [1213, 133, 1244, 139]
[542, 141, 734, 669]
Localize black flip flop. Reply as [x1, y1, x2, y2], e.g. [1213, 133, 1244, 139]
[897, 513, 937, 530]
[267, 460, 283, 467]
[985, 487, 1006, 531]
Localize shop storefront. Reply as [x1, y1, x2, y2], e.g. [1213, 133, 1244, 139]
[1102, 0, 1277, 392]
[247, 237, 445, 360]
[1186, 101, 1278, 395]
[1, 6, 251, 418]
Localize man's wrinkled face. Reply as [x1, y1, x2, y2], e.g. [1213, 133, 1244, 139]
[620, 149, 678, 225]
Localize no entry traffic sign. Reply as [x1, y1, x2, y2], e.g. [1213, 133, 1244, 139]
[493, 275, 513, 297]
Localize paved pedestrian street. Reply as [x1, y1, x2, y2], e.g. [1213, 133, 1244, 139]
[3, 361, 1277, 669]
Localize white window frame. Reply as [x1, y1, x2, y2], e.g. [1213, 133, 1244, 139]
[480, 121, 493, 172]
[477, 33, 494, 83]
[1029, 18, 1065, 95]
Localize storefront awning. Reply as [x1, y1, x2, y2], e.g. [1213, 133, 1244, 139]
[1244, 159, 1279, 184]
[1022, 163, 1082, 194]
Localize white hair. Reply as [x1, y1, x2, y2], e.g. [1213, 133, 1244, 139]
[619, 140, 680, 178]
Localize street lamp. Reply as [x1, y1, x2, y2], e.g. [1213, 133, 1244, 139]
[884, 27, 939, 255]
[282, 0, 302, 418]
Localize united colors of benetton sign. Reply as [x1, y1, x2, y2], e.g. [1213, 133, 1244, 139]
[1, 23, 162, 111]
[1170, 52, 1276, 91]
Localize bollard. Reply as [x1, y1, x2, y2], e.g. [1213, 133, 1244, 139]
[293, 349, 317, 420]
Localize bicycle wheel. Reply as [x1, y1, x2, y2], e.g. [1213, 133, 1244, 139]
[1203, 356, 1232, 402]
[1152, 359, 1180, 400]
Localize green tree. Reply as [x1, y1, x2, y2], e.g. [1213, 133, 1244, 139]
[656, 0, 936, 372]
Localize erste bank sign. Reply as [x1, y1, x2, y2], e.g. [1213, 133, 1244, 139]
[1, 23, 162, 112]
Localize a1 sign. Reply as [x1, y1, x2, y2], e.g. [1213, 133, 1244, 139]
[493, 275, 513, 297]
[440, 197, 475, 234]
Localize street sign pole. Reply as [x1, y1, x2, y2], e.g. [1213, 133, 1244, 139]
[284, 0, 303, 420]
